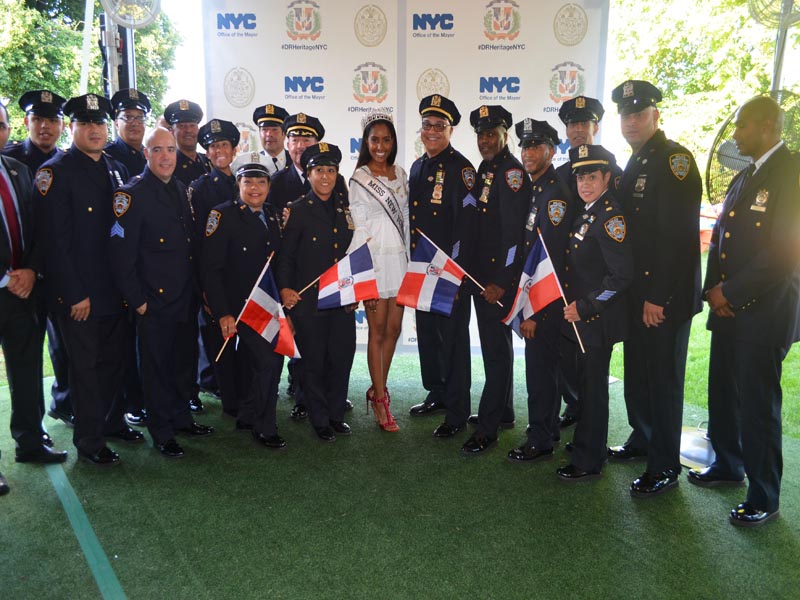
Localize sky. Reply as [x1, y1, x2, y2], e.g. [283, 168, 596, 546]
[161, 0, 207, 112]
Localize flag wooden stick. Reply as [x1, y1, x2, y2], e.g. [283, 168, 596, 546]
[416, 228, 504, 309]
[215, 251, 275, 363]
[537, 229, 585, 354]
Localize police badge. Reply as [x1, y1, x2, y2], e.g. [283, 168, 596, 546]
[548, 199, 566, 226]
[526, 206, 537, 231]
[113, 192, 131, 217]
[669, 153, 691, 181]
[575, 222, 589, 241]
[205, 209, 221, 237]
[345, 208, 355, 230]
[35, 168, 53, 196]
[634, 175, 646, 193]
[604, 216, 626, 242]
[751, 189, 769, 212]
[462, 167, 475, 190]
[506, 169, 523, 192]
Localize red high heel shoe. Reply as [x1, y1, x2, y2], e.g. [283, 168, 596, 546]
[372, 388, 399, 432]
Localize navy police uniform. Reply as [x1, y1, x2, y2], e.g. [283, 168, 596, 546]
[104, 89, 151, 178]
[203, 164, 284, 440]
[35, 94, 128, 458]
[108, 165, 202, 447]
[2, 90, 73, 426]
[513, 119, 576, 453]
[612, 80, 702, 481]
[561, 145, 633, 475]
[164, 99, 211, 187]
[704, 139, 800, 514]
[408, 94, 476, 426]
[467, 105, 531, 445]
[276, 144, 355, 433]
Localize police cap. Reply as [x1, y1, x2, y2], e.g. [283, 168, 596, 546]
[569, 144, 616, 175]
[253, 104, 289, 128]
[235, 162, 271, 180]
[300, 142, 341, 173]
[558, 96, 604, 125]
[18, 90, 66, 118]
[515, 118, 560, 148]
[231, 151, 272, 175]
[611, 80, 663, 115]
[111, 89, 151, 116]
[63, 94, 113, 124]
[418, 94, 461, 126]
[470, 104, 513, 133]
[197, 119, 241, 150]
[163, 99, 204, 124]
[283, 113, 325, 139]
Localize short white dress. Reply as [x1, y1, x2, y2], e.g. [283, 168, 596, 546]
[347, 165, 409, 298]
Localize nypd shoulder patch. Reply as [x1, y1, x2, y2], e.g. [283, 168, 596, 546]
[548, 199, 567, 226]
[462, 167, 476, 190]
[505, 168, 524, 192]
[669, 153, 691, 181]
[35, 168, 53, 196]
[604, 215, 626, 243]
[113, 192, 132, 218]
[206, 209, 221, 237]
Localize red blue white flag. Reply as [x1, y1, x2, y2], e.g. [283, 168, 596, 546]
[317, 242, 379, 309]
[502, 236, 562, 336]
[397, 235, 467, 316]
[239, 266, 301, 358]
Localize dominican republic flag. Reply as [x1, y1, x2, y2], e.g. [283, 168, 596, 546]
[317, 242, 379, 309]
[239, 267, 301, 358]
[502, 237, 562, 336]
[396, 235, 467, 316]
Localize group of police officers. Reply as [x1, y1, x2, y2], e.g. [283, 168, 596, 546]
[1, 79, 798, 529]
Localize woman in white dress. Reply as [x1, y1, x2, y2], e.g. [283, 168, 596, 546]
[348, 112, 409, 432]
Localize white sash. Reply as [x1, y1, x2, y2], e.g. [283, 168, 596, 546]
[349, 166, 406, 247]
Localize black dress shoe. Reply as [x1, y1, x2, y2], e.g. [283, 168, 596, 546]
[47, 409, 75, 427]
[433, 422, 464, 438]
[556, 463, 602, 481]
[15, 445, 68, 464]
[199, 386, 221, 400]
[467, 414, 515, 429]
[559, 414, 578, 429]
[177, 422, 214, 436]
[607, 444, 647, 462]
[189, 397, 205, 413]
[235, 420, 254, 432]
[290, 405, 308, 421]
[330, 421, 351, 435]
[0, 472, 9, 496]
[687, 467, 745, 488]
[344, 399, 354, 412]
[79, 446, 121, 467]
[315, 426, 336, 442]
[630, 469, 679, 498]
[158, 439, 185, 458]
[125, 409, 148, 426]
[460, 434, 497, 455]
[252, 431, 287, 449]
[729, 502, 780, 528]
[409, 400, 446, 416]
[507, 445, 554, 463]
[42, 433, 54, 447]
[108, 426, 145, 443]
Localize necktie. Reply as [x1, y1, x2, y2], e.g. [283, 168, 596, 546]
[0, 172, 22, 269]
[257, 210, 269, 229]
[272, 156, 279, 171]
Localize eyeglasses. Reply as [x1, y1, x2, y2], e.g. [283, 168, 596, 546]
[118, 115, 146, 123]
[421, 121, 449, 132]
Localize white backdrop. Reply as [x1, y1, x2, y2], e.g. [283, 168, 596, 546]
[201, 0, 610, 347]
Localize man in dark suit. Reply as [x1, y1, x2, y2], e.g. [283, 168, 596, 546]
[35, 94, 135, 467]
[2, 90, 74, 432]
[610, 80, 702, 497]
[1, 102, 68, 494]
[690, 96, 800, 527]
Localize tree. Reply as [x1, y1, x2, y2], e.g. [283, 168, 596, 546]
[1, 0, 179, 140]
[608, 0, 799, 177]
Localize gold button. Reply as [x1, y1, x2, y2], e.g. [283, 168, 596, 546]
[413, 201, 418, 207]
[160, 238, 165, 243]
[334, 258, 338, 263]
[334, 243, 338, 248]
[574, 244, 578, 249]
[482, 208, 487, 213]
[566, 249, 570, 254]
[312, 236, 317, 241]
[724, 232, 731, 238]
[635, 207, 640, 212]
[88, 207, 93, 212]
[333, 228, 337, 233]
[756, 222, 761, 227]
[411, 216, 416, 220]
[721, 274, 726, 281]
[159, 288, 164, 293]
[565, 266, 569, 271]
[491, 258, 495, 262]
[564, 283, 569, 288]
[721, 253, 726, 260]
[644, 271, 650, 276]
[729, 210, 735, 217]
[433, 211, 437, 216]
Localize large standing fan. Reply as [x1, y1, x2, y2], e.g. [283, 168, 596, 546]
[100, 0, 162, 29]
[705, 89, 800, 205]
[704, 0, 800, 205]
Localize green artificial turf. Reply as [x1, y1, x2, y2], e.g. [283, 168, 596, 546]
[2, 356, 800, 599]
